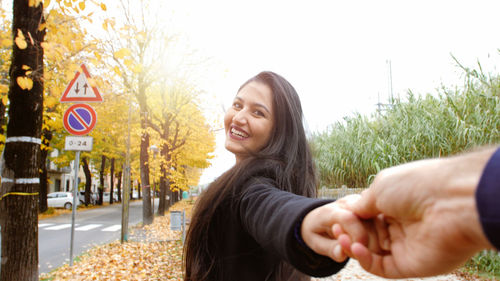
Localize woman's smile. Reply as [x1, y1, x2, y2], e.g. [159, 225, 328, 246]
[229, 125, 249, 139]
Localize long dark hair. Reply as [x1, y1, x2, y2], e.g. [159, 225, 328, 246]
[184, 71, 317, 280]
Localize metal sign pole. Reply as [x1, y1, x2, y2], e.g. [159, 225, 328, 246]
[121, 164, 130, 243]
[69, 150, 80, 266]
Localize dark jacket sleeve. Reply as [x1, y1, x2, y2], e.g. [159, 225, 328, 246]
[237, 178, 347, 277]
[476, 146, 500, 250]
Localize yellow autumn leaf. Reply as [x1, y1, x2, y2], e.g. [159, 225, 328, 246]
[87, 78, 96, 87]
[16, 76, 33, 90]
[1, 39, 10, 47]
[22, 65, 31, 70]
[15, 29, 27, 50]
[123, 59, 133, 67]
[43, 0, 51, 8]
[0, 84, 8, 94]
[2, 95, 8, 106]
[113, 66, 122, 76]
[45, 95, 57, 108]
[28, 0, 42, 7]
[114, 48, 131, 59]
[65, 71, 75, 81]
[38, 23, 46, 31]
[43, 71, 51, 81]
[64, 0, 71, 8]
[100, 3, 107, 11]
[132, 64, 143, 74]
[102, 22, 108, 31]
[78, 1, 85, 10]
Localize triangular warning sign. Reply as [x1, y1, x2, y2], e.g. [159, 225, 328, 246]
[60, 64, 103, 102]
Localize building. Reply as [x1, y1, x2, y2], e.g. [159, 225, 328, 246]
[46, 149, 99, 194]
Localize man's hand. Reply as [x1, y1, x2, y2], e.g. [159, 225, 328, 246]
[347, 148, 495, 278]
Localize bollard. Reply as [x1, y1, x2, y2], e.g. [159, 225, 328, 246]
[171, 210, 186, 244]
[170, 211, 182, 231]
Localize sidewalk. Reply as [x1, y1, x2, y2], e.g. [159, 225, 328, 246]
[314, 259, 464, 281]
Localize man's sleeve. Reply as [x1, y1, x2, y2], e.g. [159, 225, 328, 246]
[476, 146, 500, 250]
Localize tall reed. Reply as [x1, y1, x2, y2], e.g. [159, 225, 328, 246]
[312, 61, 500, 188]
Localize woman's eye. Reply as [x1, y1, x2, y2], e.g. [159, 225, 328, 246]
[254, 110, 264, 117]
[232, 102, 241, 109]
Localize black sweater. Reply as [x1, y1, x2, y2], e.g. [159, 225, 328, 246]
[207, 177, 347, 280]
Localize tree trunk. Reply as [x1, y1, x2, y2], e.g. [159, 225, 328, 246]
[109, 158, 115, 204]
[157, 174, 166, 216]
[81, 157, 92, 206]
[38, 129, 52, 213]
[116, 170, 122, 202]
[0, 2, 45, 279]
[140, 141, 153, 223]
[130, 179, 133, 200]
[140, 114, 152, 224]
[138, 180, 141, 198]
[98, 155, 106, 205]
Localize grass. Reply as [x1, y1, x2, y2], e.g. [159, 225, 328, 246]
[458, 251, 500, 280]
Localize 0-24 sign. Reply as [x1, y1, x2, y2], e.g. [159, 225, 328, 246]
[65, 136, 93, 151]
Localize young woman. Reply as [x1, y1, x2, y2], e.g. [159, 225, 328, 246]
[184, 71, 367, 281]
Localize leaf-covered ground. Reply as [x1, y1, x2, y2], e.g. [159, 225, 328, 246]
[39, 199, 484, 280]
[40, 200, 195, 281]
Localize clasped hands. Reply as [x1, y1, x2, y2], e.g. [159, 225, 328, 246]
[301, 156, 493, 279]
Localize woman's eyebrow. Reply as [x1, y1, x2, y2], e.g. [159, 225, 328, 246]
[254, 103, 271, 114]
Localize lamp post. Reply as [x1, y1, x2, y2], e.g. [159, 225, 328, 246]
[149, 144, 159, 216]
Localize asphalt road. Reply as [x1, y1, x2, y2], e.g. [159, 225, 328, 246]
[38, 199, 156, 274]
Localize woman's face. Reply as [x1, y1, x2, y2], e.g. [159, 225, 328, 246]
[224, 81, 274, 162]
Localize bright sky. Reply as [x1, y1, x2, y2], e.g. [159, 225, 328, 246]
[7, 1, 500, 185]
[171, 0, 500, 184]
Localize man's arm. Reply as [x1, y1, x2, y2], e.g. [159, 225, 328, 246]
[347, 146, 498, 278]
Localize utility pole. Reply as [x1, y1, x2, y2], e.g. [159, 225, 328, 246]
[387, 59, 394, 103]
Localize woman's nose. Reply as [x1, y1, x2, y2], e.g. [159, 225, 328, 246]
[232, 109, 248, 125]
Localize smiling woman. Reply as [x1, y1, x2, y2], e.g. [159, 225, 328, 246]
[183, 71, 374, 281]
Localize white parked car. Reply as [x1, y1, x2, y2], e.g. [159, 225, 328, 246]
[102, 192, 119, 202]
[47, 192, 80, 209]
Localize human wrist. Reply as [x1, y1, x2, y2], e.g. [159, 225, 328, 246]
[439, 148, 497, 251]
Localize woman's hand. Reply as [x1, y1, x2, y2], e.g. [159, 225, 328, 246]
[300, 195, 383, 262]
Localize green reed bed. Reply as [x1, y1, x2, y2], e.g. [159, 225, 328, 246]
[312, 62, 500, 188]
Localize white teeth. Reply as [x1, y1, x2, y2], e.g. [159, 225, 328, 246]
[231, 128, 248, 138]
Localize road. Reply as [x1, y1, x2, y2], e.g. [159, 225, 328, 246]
[38, 199, 157, 274]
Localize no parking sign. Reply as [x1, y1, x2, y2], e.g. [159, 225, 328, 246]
[63, 103, 97, 136]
